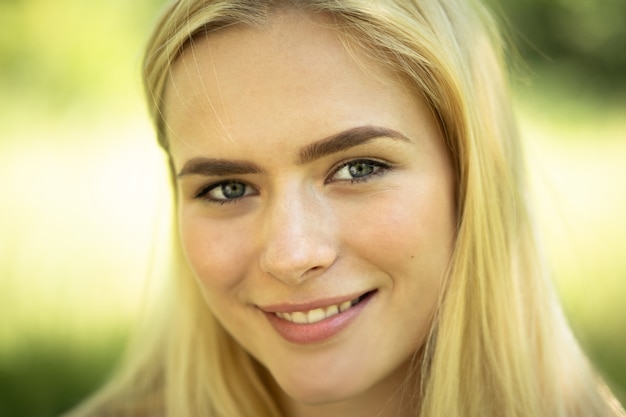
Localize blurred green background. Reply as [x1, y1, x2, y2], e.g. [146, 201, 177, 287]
[1, 0, 625, 416]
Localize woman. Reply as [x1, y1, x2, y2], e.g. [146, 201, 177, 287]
[66, 0, 625, 416]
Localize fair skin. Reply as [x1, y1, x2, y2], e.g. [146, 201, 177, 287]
[165, 10, 456, 417]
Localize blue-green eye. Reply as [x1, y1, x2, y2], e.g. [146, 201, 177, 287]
[331, 159, 390, 182]
[197, 181, 253, 203]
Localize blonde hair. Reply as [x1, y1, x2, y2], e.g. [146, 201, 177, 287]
[66, 0, 625, 416]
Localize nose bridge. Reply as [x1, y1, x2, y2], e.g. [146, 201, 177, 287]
[260, 181, 336, 284]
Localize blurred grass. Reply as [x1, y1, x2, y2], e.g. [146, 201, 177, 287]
[1, 1, 625, 416]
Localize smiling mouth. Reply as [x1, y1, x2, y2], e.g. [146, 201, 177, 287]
[274, 292, 373, 324]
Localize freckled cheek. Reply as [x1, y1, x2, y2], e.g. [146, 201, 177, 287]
[179, 216, 256, 291]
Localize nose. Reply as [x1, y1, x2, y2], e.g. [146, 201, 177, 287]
[259, 185, 337, 285]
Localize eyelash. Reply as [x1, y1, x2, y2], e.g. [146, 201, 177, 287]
[327, 158, 391, 185]
[194, 181, 253, 206]
[194, 158, 392, 204]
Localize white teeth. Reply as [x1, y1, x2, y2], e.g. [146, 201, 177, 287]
[325, 304, 339, 318]
[274, 295, 364, 324]
[339, 300, 352, 312]
[307, 308, 326, 323]
[276, 312, 292, 321]
[291, 311, 308, 324]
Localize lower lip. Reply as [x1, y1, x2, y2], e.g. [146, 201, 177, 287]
[262, 292, 375, 344]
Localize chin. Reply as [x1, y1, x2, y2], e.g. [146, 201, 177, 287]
[284, 386, 355, 406]
[275, 370, 367, 405]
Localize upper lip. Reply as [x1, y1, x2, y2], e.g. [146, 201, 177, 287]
[257, 290, 372, 313]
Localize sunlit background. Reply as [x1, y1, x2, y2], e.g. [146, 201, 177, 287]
[1, 0, 625, 415]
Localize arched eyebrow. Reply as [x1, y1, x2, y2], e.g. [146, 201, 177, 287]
[298, 125, 410, 165]
[177, 125, 410, 178]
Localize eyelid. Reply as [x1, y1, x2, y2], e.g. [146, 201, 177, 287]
[326, 158, 392, 184]
[194, 179, 256, 203]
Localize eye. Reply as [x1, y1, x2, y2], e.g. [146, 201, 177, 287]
[329, 159, 390, 183]
[196, 181, 254, 203]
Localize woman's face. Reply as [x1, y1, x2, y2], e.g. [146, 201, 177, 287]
[165, 11, 456, 408]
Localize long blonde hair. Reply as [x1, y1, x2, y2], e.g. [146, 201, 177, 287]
[66, 0, 624, 416]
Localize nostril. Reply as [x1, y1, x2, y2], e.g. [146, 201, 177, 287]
[260, 244, 337, 285]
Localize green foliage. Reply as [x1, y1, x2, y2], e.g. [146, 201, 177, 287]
[0, 333, 128, 417]
[492, 0, 626, 90]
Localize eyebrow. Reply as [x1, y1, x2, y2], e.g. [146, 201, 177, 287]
[298, 125, 410, 165]
[177, 158, 261, 178]
[177, 125, 410, 178]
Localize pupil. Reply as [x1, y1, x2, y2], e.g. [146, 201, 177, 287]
[222, 182, 245, 198]
[349, 162, 373, 178]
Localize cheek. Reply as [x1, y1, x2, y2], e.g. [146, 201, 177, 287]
[179, 214, 255, 292]
[354, 184, 454, 341]
[342, 183, 455, 271]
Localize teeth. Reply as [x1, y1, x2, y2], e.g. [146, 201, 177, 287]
[325, 304, 339, 318]
[307, 308, 326, 323]
[274, 295, 364, 324]
[291, 311, 307, 324]
[339, 300, 352, 312]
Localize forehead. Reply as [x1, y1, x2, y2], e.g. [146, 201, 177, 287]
[163, 10, 423, 158]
